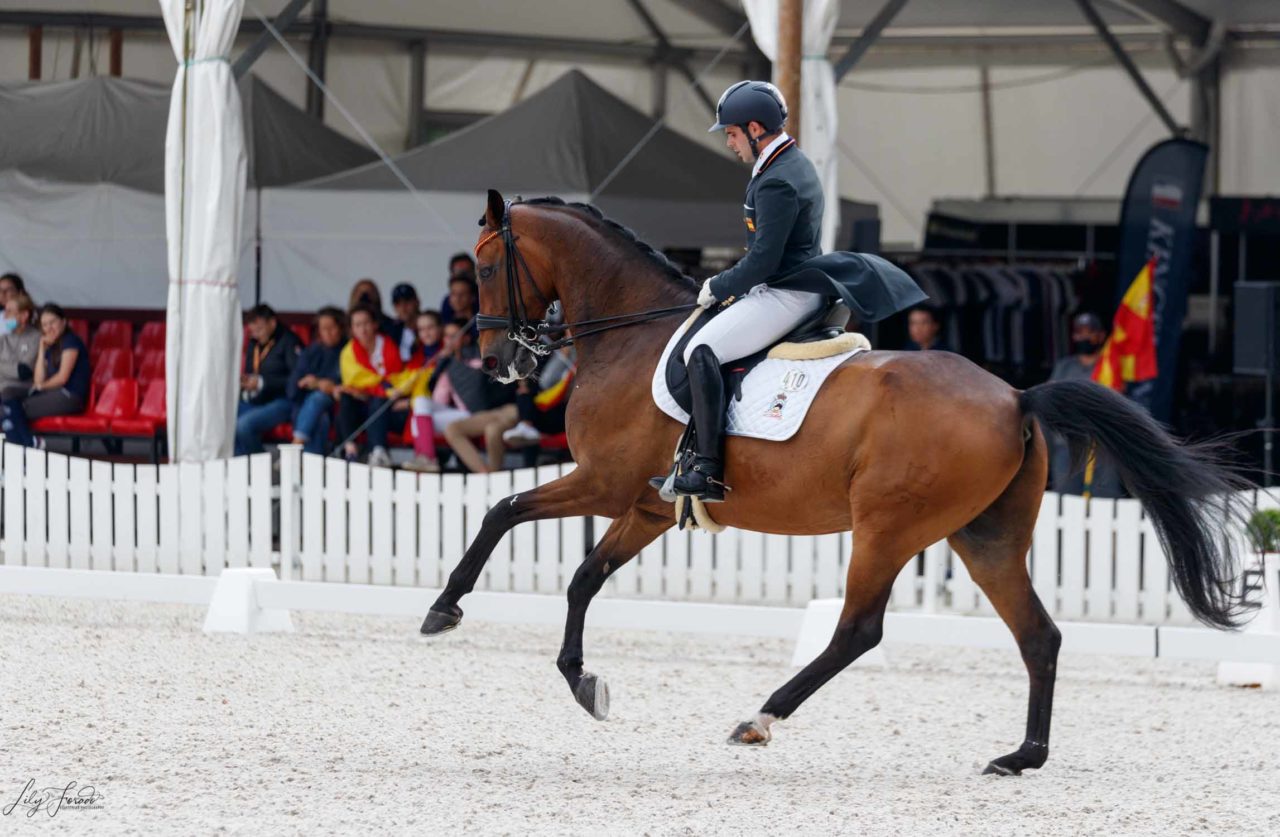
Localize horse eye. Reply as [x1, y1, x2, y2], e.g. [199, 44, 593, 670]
[479, 266, 495, 280]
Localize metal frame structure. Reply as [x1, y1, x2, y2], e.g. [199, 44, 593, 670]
[0, 1, 1264, 187]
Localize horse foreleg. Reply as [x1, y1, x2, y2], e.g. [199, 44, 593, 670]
[420, 468, 594, 635]
[556, 507, 672, 720]
[727, 531, 910, 746]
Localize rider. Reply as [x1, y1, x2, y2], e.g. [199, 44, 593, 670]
[664, 80, 832, 503]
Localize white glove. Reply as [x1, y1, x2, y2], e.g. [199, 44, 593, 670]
[697, 278, 717, 310]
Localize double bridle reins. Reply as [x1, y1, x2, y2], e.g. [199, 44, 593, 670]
[473, 200, 697, 357]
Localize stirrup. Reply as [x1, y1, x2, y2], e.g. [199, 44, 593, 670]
[672, 465, 731, 503]
[648, 465, 680, 503]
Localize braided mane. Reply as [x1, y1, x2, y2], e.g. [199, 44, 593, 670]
[520, 197, 698, 293]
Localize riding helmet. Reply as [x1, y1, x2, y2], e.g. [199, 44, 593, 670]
[708, 80, 788, 134]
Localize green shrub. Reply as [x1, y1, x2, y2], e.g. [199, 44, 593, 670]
[1245, 508, 1280, 553]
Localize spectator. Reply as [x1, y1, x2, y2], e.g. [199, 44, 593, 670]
[0, 292, 42, 400]
[235, 304, 302, 456]
[348, 278, 401, 340]
[288, 307, 346, 455]
[449, 251, 476, 283]
[504, 346, 576, 447]
[400, 312, 452, 472]
[905, 304, 949, 351]
[337, 305, 422, 467]
[439, 275, 479, 338]
[406, 320, 516, 473]
[1, 303, 90, 447]
[0, 273, 25, 306]
[1045, 312, 1122, 498]
[390, 283, 421, 361]
[412, 310, 444, 365]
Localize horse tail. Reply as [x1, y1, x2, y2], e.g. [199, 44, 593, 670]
[1019, 380, 1251, 629]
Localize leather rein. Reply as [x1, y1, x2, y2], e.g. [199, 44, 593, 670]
[473, 201, 697, 357]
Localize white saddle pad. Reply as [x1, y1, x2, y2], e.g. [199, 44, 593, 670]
[651, 316, 869, 443]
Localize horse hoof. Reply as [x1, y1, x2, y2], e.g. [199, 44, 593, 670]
[982, 760, 1019, 776]
[419, 607, 462, 636]
[727, 718, 771, 746]
[983, 742, 1046, 776]
[574, 673, 610, 721]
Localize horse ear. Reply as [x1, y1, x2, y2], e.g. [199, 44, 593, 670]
[484, 189, 505, 229]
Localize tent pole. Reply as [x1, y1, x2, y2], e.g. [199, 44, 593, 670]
[833, 0, 910, 82]
[232, 0, 313, 80]
[109, 28, 123, 76]
[407, 40, 426, 148]
[27, 25, 41, 80]
[777, 0, 802, 141]
[1074, 0, 1182, 135]
[306, 0, 329, 120]
[172, 0, 194, 462]
[254, 188, 263, 306]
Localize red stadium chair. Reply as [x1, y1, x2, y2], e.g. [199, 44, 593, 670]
[539, 432, 570, 451]
[137, 321, 166, 351]
[90, 320, 132, 365]
[135, 322, 166, 365]
[57, 378, 138, 434]
[68, 318, 90, 345]
[92, 348, 134, 391]
[112, 379, 166, 436]
[137, 350, 166, 390]
[266, 423, 295, 443]
[290, 323, 311, 346]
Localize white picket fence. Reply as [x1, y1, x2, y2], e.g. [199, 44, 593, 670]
[1, 443, 1271, 627]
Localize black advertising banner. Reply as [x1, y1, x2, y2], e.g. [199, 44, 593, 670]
[1114, 139, 1208, 421]
[1210, 196, 1280, 234]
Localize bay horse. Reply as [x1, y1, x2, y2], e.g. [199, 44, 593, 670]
[420, 189, 1248, 776]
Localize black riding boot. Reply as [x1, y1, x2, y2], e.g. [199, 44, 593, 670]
[671, 345, 729, 502]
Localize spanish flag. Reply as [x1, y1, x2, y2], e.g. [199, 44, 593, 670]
[340, 335, 427, 398]
[1092, 258, 1158, 392]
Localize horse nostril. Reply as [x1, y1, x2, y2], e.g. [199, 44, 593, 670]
[482, 355, 499, 372]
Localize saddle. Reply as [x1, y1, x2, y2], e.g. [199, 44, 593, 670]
[664, 300, 854, 414]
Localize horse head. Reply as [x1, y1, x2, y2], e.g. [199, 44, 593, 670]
[472, 189, 558, 383]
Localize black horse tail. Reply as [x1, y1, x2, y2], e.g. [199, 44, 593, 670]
[1020, 380, 1251, 630]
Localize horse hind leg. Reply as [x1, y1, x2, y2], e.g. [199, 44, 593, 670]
[948, 431, 1061, 776]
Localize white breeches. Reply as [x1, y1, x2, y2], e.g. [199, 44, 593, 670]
[682, 285, 827, 364]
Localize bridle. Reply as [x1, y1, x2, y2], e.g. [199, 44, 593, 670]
[473, 200, 697, 357]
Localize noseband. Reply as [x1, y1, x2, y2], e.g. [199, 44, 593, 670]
[474, 200, 697, 355]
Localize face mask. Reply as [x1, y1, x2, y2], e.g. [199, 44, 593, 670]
[0, 318, 16, 335]
[1072, 339, 1100, 355]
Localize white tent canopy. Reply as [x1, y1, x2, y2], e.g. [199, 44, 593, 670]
[2, 0, 1278, 252]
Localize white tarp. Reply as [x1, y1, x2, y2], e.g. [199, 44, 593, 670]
[0, 170, 256, 308]
[258, 188, 480, 313]
[161, 0, 246, 463]
[741, 0, 840, 253]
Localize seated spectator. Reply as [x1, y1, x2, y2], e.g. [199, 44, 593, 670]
[449, 251, 476, 284]
[905, 303, 949, 351]
[400, 313, 451, 472]
[1, 303, 90, 447]
[348, 278, 401, 342]
[390, 283, 421, 361]
[412, 310, 444, 365]
[405, 320, 516, 473]
[235, 304, 302, 456]
[0, 292, 42, 400]
[439, 274, 479, 339]
[337, 305, 423, 467]
[504, 346, 576, 447]
[288, 307, 346, 455]
[0, 272, 26, 306]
